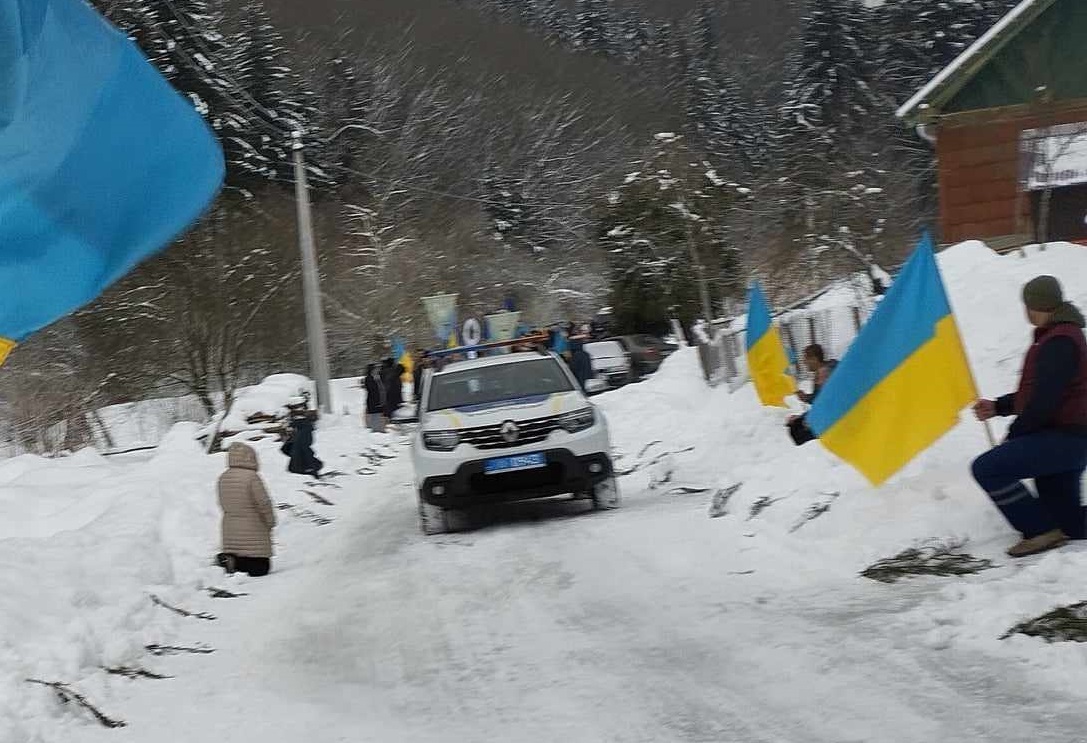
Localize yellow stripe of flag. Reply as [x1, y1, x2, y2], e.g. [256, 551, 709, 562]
[746, 281, 795, 407]
[0, 337, 14, 367]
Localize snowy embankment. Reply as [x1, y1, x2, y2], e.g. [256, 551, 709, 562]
[598, 240, 1087, 680]
[4, 241, 1087, 742]
[0, 376, 372, 742]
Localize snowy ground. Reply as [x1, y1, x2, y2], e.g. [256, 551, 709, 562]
[4, 242, 1087, 742]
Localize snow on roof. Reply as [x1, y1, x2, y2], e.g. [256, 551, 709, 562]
[896, 0, 1054, 121]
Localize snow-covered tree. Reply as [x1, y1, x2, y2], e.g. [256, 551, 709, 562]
[779, 0, 879, 144]
[79, 196, 306, 418]
[694, 0, 718, 66]
[600, 134, 743, 334]
[574, 0, 612, 54]
[220, 0, 318, 183]
[880, 0, 1019, 104]
[92, 0, 317, 188]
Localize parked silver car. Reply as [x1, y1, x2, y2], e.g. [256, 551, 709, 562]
[584, 340, 632, 388]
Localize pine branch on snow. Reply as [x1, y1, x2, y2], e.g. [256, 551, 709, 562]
[206, 586, 249, 599]
[861, 539, 993, 584]
[1002, 602, 1087, 643]
[303, 489, 335, 506]
[145, 643, 216, 656]
[26, 679, 127, 729]
[789, 492, 840, 533]
[747, 496, 781, 520]
[150, 594, 217, 621]
[103, 666, 172, 680]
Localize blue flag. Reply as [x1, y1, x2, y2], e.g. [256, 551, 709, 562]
[0, 0, 225, 363]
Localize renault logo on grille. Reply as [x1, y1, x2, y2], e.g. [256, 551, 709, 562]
[500, 420, 520, 444]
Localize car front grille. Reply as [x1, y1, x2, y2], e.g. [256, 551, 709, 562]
[458, 414, 563, 450]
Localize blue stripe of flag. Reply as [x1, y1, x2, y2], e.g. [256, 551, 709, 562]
[0, 0, 224, 342]
[745, 281, 773, 351]
[808, 233, 950, 435]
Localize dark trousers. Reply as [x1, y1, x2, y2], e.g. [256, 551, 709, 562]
[788, 415, 817, 446]
[971, 432, 1087, 539]
[217, 553, 271, 577]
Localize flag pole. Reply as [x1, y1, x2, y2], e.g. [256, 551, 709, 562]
[946, 288, 997, 449]
[923, 233, 996, 449]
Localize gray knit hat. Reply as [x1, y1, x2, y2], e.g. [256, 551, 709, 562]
[1022, 275, 1063, 312]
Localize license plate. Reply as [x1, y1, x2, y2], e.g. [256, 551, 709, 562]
[484, 452, 547, 475]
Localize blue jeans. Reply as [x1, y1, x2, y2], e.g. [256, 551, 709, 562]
[971, 432, 1087, 539]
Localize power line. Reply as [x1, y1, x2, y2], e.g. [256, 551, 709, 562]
[156, 0, 297, 137]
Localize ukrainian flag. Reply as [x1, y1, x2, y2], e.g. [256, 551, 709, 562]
[808, 234, 977, 485]
[746, 282, 795, 407]
[392, 337, 413, 381]
[0, 0, 225, 365]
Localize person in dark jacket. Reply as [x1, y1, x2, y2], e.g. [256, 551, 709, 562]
[786, 344, 838, 446]
[364, 363, 386, 432]
[569, 339, 593, 392]
[972, 275, 1087, 558]
[383, 361, 405, 420]
[284, 400, 323, 478]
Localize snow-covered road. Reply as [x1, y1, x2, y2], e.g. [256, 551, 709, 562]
[70, 418, 1087, 743]
[11, 242, 1087, 742]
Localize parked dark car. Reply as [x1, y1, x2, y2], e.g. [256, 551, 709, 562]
[609, 335, 676, 379]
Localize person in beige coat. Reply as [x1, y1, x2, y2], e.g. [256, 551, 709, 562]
[217, 443, 276, 577]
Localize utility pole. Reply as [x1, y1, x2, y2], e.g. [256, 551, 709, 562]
[685, 219, 715, 327]
[291, 130, 333, 414]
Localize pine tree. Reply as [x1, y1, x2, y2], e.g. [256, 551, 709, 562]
[694, 0, 717, 66]
[574, 0, 612, 54]
[600, 134, 741, 333]
[223, 0, 318, 183]
[91, 0, 316, 189]
[779, 0, 878, 143]
[616, 15, 651, 62]
[880, 0, 1020, 105]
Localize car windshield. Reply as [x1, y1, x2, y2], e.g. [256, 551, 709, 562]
[427, 358, 574, 411]
[585, 341, 624, 359]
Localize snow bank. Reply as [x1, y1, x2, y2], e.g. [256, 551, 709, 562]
[5, 240, 1087, 740]
[0, 435, 223, 742]
[595, 240, 1087, 695]
[216, 374, 313, 433]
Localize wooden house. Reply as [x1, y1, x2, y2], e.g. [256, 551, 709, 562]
[897, 0, 1087, 249]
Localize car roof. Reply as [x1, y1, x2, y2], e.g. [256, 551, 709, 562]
[585, 340, 624, 352]
[433, 352, 556, 376]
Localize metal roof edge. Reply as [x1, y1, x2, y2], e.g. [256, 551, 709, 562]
[896, 0, 1059, 124]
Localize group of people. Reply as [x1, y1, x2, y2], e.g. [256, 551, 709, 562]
[210, 273, 1085, 577]
[787, 274, 1086, 559]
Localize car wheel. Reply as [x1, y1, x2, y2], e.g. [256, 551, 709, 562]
[418, 493, 449, 535]
[591, 476, 621, 510]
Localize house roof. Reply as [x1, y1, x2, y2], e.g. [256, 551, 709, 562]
[896, 0, 1059, 123]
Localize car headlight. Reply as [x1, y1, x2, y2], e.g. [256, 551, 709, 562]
[559, 407, 596, 434]
[423, 430, 460, 452]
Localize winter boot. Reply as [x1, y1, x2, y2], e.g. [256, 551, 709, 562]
[1006, 529, 1068, 558]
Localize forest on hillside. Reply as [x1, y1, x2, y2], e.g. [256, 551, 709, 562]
[2, 0, 1019, 451]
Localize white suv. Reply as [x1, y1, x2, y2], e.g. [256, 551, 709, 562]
[411, 351, 620, 535]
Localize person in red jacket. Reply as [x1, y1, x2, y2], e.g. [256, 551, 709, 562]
[972, 275, 1087, 558]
